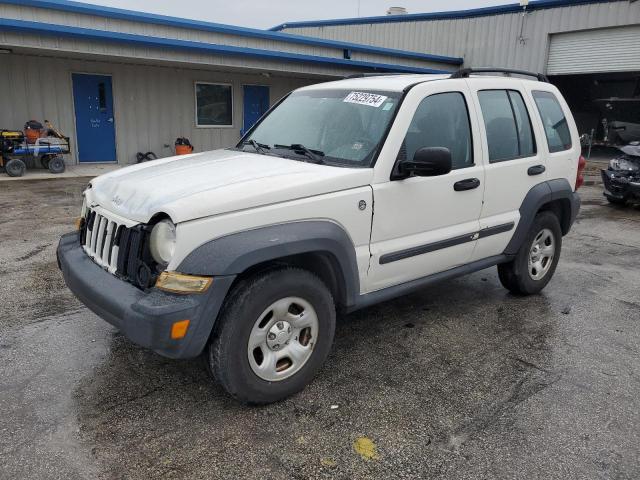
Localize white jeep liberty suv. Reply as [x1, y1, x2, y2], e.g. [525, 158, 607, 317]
[58, 69, 584, 404]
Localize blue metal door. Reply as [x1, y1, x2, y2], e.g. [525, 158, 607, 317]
[72, 74, 116, 162]
[242, 85, 270, 135]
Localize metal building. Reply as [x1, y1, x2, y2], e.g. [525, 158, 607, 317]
[0, 0, 460, 166]
[273, 0, 640, 143]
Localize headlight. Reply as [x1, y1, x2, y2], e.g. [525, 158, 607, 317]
[609, 157, 639, 172]
[149, 219, 176, 266]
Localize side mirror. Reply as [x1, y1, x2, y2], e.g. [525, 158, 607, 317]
[401, 147, 452, 177]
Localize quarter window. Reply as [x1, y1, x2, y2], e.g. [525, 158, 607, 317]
[478, 90, 536, 162]
[399, 92, 474, 169]
[532, 91, 572, 153]
[195, 82, 233, 127]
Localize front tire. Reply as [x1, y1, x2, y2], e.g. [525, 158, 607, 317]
[498, 211, 562, 295]
[207, 268, 336, 404]
[5, 158, 26, 177]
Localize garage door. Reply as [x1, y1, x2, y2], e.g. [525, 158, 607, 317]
[547, 25, 640, 75]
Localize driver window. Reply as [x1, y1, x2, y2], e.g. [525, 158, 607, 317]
[398, 92, 474, 169]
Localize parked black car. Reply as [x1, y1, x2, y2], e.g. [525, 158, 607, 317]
[601, 142, 640, 205]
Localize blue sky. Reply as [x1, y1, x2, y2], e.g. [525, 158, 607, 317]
[80, 0, 513, 29]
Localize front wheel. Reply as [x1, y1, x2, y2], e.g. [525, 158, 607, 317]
[498, 211, 562, 295]
[206, 268, 336, 404]
[5, 158, 26, 177]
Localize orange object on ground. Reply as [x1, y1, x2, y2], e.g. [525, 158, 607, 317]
[175, 144, 193, 155]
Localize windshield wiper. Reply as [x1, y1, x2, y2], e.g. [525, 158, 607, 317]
[241, 139, 271, 154]
[274, 144, 325, 164]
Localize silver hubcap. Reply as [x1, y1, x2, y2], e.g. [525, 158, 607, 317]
[247, 297, 319, 382]
[528, 228, 555, 281]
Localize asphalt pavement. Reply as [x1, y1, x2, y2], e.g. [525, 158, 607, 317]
[1, 179, 639, 479]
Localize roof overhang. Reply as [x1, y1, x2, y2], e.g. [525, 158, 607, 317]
[269, 0, 622, 30]
[0, 18, 454, 75]
[0, 0, 462, 66]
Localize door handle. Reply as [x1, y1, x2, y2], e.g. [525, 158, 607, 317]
[454, 178, 481, 191]
[527, 164, 546, 176]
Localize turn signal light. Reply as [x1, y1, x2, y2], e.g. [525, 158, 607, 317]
[74, 217, 85, 230]
[171, 319, 190, 339]
[155, 271, 212, 294]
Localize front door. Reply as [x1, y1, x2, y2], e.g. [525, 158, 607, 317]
[72, 73, 116, 163]
[367, 82, 485, 293]
[242, 85, 270, 135]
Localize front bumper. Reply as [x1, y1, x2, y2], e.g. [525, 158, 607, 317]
[601, 169, 640, 200]
[57, 232, 235, 358]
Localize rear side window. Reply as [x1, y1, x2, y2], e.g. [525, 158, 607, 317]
[399, 92, 473, 169]
[478, 90, 536, 162]
[532, 91, 572, 153]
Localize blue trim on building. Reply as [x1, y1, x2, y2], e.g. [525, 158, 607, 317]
[269, 0, 619, 30]
[0, 18, 453, 74]
[0, 0, 462, 65]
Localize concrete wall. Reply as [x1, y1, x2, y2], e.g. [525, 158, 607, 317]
[0, 53, 311, 165]
[280, 1, 640, 73]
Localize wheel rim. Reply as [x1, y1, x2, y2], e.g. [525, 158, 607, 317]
[528, 228, 555, 281]
[247, 296, 319, 382]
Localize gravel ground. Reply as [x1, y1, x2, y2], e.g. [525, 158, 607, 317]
[0, 179, 639, 479]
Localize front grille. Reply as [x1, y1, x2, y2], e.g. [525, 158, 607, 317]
[82, 208, 124, 273]
[81, 207, 156, 289]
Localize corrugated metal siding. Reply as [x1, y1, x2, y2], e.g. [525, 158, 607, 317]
[0, 4, 455, 72]
[281, 1, 640, 72]
[0, 54, 311, 165]
[548, 25, 640, 74]
[0, 31, 344, 77]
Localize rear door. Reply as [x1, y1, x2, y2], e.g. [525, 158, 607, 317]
[466, 78, 547, 261]
[367, 80, 485, 292]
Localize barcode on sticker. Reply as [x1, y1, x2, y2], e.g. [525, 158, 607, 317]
[343, 92, 388, 107]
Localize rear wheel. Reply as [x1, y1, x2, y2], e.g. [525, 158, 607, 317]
[48, 155, 65, 174]
[498, 211, 562, 295]
[5, 158, 26, 177]
[207, 268, 336, 404]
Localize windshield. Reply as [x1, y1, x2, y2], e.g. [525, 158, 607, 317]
[237, 89, 402, 167]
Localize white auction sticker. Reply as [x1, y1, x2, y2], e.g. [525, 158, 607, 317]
[343, 91, 388, 107]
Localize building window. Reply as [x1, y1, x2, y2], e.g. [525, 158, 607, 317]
[195, 82, 233, 127]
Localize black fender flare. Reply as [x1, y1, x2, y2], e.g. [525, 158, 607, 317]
[504, 179, 580, 256]
[177, 221, 361, 307]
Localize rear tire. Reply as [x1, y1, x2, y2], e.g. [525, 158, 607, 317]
[498, 211, 562, 295]
[206, 268, 336, 404]
[48, 155, 65, 174]
[5, 158, 26, 177]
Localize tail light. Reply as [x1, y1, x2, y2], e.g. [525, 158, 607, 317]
[575, 155, 586, 190]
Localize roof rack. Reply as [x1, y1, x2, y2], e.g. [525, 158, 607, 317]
[343, 72, 414, 79]
[450, 68, 549, 82]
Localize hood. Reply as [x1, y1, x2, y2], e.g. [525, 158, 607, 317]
[87, 149, 373, 223]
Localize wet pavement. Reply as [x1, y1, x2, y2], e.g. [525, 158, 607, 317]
[1, 179, 639, 479]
